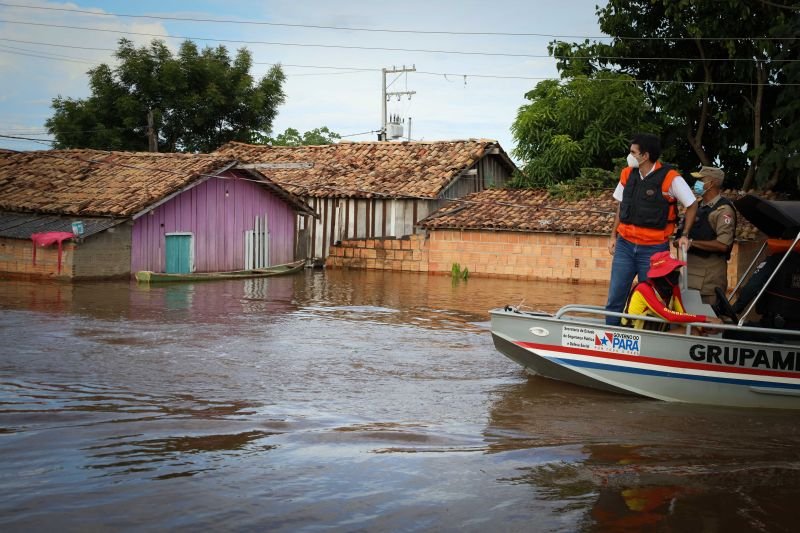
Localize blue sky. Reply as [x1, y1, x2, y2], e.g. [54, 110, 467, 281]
[0, 1, 605, 156]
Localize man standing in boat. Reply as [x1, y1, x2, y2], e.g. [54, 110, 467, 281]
[676, 166, 736, 305]
[605, 133, 698, 325]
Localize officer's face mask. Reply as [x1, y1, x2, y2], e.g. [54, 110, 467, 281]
[627, 153, 641, 168]
[693, 179, 706, 196]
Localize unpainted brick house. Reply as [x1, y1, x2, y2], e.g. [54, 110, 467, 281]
[327, 188, 766, 285]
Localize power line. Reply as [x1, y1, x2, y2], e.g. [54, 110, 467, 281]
[0, 2, 795, 41]
[339, 130, 382, 138]
[0, 19, 599, 59]
[0, 37, 115, 51]
[0, 134, 54, 147]
[0, 44, 377, 78]
[3, 19, 797, 64]
[0, 129, 382, 143]
[0, 44, 95, 64]
[0, 2, 610, 39]
[1, 45, 797, 87]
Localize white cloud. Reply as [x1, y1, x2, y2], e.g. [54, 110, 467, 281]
[0, 0, 604, 155]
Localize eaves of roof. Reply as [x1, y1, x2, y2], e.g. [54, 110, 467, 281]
[0, 210, 125, 240]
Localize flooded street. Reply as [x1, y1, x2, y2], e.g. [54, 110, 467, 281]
[1, 269, 799, 531]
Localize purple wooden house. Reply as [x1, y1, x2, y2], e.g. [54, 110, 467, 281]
[0, 150, 315, 280]
[132, 167, 314, 274]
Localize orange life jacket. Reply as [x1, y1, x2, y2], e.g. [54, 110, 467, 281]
[617, 162, 681, 245]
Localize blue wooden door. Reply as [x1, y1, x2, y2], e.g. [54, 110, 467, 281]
[165, 234, 192, 274]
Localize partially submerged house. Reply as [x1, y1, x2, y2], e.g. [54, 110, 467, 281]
[214, 140, 517, 262]
[328, 188, 766, 284]
[0, 149, 314, 280]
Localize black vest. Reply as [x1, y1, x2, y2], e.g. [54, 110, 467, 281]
[688, 197, 736, 258]
[619, 166, 675, 229]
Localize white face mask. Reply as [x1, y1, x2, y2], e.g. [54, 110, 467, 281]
[626, 153, 640, 168]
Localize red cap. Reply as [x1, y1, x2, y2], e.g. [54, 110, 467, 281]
[647, 250, 685, 278]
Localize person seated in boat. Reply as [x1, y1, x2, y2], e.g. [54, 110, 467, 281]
[622, 251, 722, 331]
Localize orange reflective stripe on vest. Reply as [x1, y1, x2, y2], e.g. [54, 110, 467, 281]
[617, 162, 680, 245]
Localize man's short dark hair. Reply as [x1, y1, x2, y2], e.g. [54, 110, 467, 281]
[631, 133, 662, 163]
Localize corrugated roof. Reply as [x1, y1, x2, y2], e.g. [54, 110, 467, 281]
[0, 210, 123, 239]
[213, 139, 514, 199]
[417, 188, 776, 241]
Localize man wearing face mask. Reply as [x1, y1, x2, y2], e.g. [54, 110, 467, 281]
[605, 133, 698, 325]
[622, 251, 721, 330]
[677, 166, 736, 305]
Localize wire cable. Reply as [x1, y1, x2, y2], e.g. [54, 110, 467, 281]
[1, 35, 796, 66]
[0, 2, 795, 41]
[2, 19, 796, 64]
[0, 45, 795, 87]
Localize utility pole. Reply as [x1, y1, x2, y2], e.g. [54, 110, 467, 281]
[147, 109, 158, 153]
[380, 65, 416, 141]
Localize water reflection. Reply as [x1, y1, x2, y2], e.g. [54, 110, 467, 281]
[0, 269, 607, 325]
[485, 378, 800, 531]
[0, 276, 298, 323]
[2, 269, 798, 531]
[85, 430, 277, 479]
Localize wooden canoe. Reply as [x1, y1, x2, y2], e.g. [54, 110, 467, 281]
[135, 260, 305, 283]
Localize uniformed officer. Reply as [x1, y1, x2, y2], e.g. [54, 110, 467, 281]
[682, 166, 737, 304]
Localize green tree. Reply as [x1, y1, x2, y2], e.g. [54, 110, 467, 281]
[511, 71, 658, 187]
[550, 0, 798, 193]
[267, 127, 341, 146]
[46, 39, 286, 153]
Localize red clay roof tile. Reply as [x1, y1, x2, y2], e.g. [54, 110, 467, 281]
[0, 150, 235, 217]
[213, 139, 510, 198]
[418, 188, 778, 241]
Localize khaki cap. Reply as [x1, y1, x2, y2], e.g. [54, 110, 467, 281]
[691, 166, 725, 182]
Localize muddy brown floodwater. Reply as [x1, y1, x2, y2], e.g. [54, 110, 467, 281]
[1, 269, 799, 532]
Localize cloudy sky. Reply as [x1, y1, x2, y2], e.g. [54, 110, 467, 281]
[0, 0, 606, 157]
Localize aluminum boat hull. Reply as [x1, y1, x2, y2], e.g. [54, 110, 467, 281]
[490, 308, 800, 409]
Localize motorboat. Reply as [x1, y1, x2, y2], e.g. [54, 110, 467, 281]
[490, 194, 800, 409]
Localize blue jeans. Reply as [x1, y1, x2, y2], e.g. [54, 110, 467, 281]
[605, 236, 669, 325]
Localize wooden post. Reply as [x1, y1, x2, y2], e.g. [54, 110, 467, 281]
[147, 109, 158, 153]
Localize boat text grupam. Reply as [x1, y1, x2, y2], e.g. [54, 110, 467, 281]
[490, 194, 800, 409]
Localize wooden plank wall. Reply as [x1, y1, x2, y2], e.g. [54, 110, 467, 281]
[131, 172, 296, 273]
[298, 153, 515, 261]
[301, 197, 435, 260]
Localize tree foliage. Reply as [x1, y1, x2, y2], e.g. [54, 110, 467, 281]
[267, 127, 341, 146]
[46, 39, 286, 153]
[549, 0, 799, 194]
[511, 72, 658, 187]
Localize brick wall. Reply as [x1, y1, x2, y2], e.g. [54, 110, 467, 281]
[72, 223, 132, 279]
[426, 230, 609, 282]
[0, 224, 133, 280]
[0, 236, 75, 280]
[327, 234, 429, 272]
[327, 229, 756, 285]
